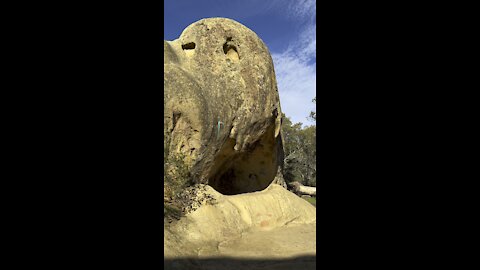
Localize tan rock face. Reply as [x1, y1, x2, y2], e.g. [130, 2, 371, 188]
[164, 18, 285, 194]
[164, 184, 316, 259]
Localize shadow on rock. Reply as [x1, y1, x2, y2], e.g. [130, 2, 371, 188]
[164, 255, 316, 270]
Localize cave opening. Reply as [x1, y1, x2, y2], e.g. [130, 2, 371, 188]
[208, 126, 277, 195]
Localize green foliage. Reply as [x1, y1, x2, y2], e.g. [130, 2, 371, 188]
[163, 134, 216, 223]
[164, 133, 193, 222]
[302, 196, 316, 207]
[164, 135, 192, 200]
[309, 97, 316, 122]
[282, 100, 316, 187]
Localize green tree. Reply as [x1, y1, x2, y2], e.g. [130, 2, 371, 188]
[164, 133, 192, 200]
[282, 112, 316, 187]
[309, 97, 316, 122]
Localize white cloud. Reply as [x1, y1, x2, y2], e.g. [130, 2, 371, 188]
[273, 51, 316, 126]
[288, 0, 316, 21]
[272, 2, 316, 126]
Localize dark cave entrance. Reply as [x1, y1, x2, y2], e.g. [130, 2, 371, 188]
[208, 126, 278, 195]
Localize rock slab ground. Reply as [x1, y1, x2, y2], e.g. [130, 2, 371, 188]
[164, 184, 316, 269]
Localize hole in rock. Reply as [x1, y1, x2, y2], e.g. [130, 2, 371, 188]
[182, 42, 196, 50]
[223, 39, 239, 61]
[182, 42, 196, 57]
[208, 126, 277, 195]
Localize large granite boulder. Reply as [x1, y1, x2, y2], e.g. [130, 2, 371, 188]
[164, 18, 286, 194]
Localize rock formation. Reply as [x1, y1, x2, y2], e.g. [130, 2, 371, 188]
[164, 184, 316, 259]
[164, 18, 316, 268]
[164, 17, 286, 194]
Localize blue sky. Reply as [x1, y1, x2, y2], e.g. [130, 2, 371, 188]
[164, 0, 316, 126]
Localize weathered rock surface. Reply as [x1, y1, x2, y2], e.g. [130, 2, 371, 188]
[164, 18, 316, 269]
[164, 184, 316, 260]
[164, 18, 285, 194]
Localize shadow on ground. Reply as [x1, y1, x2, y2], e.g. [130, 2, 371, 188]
[164, 255, 316, 270]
